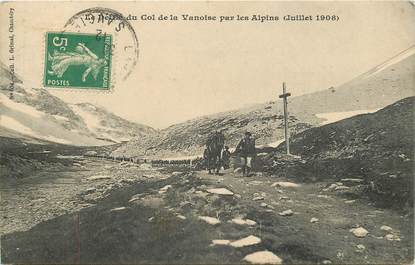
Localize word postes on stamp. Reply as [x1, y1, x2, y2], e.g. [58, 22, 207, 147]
[44, 32, 112, 89]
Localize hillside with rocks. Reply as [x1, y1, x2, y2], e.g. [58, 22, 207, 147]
[262, 97, 414, 208]
[113, 46, 415, 159]
[112, 103, 319, 159]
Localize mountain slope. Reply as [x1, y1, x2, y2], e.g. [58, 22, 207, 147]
[281, 97, 414, 160]
[114, 46, 415, 159]
[268, 97, 414, 207]
[0, 93, 107, 145]
[0, 63, 156, 146]
[113, 103, 318, 158]
[69, 103, 157, 143]
[289, 45, 415, 116]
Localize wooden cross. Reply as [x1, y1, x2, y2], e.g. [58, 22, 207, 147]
[279, 82, 291, 155]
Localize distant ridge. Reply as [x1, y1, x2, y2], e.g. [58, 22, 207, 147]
[114, 46, 415, 159]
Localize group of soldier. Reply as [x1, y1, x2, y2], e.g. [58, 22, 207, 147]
[203, 131, 256, 177]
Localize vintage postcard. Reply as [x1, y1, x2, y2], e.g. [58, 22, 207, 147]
[0, 1, 414, 264]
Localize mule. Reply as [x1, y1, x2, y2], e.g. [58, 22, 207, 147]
[205, 132, 225, 174]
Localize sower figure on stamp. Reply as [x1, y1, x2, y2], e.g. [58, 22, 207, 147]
[235, 131, 256, 177]
[48, 42, 107, 82]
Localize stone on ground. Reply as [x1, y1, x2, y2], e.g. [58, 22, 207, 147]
[350, 227, 369, 238]
[231, 218, 257, 226]
[128, 193, 143, 202]
[85, 187, 96, 193]
[385, 234, 401, 241]
[344, 200, 356, 204]
[234, 168, 242, 173]
[356, 244, 366, 251]
[230, 235, 261, 248]
[211, 239, 231, 246]
[110, 206, 127, 212]
[243, 250, 282, 264]
[271, 181, 300, 188]
[87, 175, 111, 181]
[334, 185, 349, 191]
[322, 183, 338, 191]
[340, 178, 364, 185]
[249, 181, 264, 186]
[159, 185, 172, 194]
[206, 188, 234, 196]
[177, 214, 186, 220]
[171, 171, 183, 177]
[380, 225, 393, 232]
[198, 216, 221, 225]
[253, 196, 265, 201]
[310, 217, 319, 223]
[279, 209, 294, 216]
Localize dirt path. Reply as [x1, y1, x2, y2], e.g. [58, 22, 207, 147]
[1, 161, 413, 264]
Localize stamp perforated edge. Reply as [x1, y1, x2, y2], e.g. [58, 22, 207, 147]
[42, 31, 114, 92]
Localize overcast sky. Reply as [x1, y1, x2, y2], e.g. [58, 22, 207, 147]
[5, 1, 415, 128]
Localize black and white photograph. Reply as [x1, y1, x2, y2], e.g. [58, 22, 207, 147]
[0, 1, 414, 264]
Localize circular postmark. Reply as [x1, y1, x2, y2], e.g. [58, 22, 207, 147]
[64, 7, 139, 82]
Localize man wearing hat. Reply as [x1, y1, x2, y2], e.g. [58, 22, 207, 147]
[235, 131, 256, 176]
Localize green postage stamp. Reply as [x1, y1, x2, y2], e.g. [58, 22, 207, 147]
[44, 32, 112, 89]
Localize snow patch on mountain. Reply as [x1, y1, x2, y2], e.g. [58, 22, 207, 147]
[316, 109, 380, 125]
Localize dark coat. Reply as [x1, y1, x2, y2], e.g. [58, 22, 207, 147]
[236, 137, 256, 157]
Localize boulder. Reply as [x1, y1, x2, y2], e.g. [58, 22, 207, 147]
[176, 214, 186, 220]
[243, 251, 282, 264]
[380, 225, 393, 232]
[271, 181, 300, 188]
[198, 216, 221, 225]
[206, 188, 234, 196]
[231, 218, 257, 226]
[344, 200, 356, 204]
[85, 187, 96, 193]
[230, 235, 261, 248]
[279, 209, 294, 216]
[211, 239, 231, 246]
[159, 185, 172, 194]
[87, 175, 111, 181]
[234, 168, 242, 173]
[110, 206, 127, 212]
[128, 193, 144, 203]
[356, 244, 366, 251]
[84, 151, 97, 156]
[384, 234, 401, 241]
[350, 227, 369, 238]
[310, 217, 319, 223]
[340, 178, 364, 186]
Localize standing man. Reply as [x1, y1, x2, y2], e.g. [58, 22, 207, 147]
[235, 132, 256, 177]
[221, 146, 231, 170]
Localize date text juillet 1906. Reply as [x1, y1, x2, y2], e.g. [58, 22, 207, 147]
[85, 13, 339, 23]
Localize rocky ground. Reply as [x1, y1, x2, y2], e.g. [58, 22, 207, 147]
[1, 157, 413, 264]
[0, 157, 165, 234]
